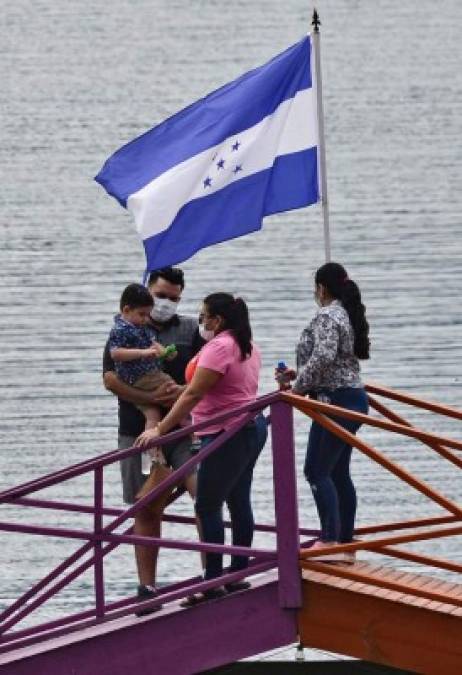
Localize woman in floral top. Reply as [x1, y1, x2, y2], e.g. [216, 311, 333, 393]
[291, 262, 370, 561]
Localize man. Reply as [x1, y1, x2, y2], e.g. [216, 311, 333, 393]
[103, 266, 203, 611]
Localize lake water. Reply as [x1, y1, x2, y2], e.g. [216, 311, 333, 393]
[1, 0, 461, 656]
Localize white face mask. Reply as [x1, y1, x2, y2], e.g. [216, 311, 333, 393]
[199, 325, 215, 342]
[150, 298, 178, 323]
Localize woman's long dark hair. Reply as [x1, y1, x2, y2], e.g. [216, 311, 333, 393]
[204, 292, 252, 360]
[315, 262, 370, 360]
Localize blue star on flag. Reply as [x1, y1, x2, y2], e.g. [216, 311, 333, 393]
[233, 165, 242, 174]
[231, 140, 241, 151]
[203, 177, 212, 188]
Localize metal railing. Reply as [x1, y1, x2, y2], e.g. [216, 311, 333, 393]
[0, 383, 460, 654]
[292, 383, 462, 604]
[0, 391, 304, 653]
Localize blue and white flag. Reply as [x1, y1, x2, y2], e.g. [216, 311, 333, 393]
[95, 36, 319, 271]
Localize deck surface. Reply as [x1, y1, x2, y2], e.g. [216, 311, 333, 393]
[298, 560, 462, 674]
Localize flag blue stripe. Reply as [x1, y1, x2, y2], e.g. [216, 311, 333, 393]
[95, 37, 311, 207]
[142, 147, 318, 270]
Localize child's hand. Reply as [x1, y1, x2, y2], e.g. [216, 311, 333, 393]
[145, 341, 165, 358]
[274, 367, 297, 391]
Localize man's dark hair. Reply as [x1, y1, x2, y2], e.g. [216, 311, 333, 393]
[120, 283, 153, 311]
[148, 266, 185, 290]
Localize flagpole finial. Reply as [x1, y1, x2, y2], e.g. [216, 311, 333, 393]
[312, 8, 321, 33]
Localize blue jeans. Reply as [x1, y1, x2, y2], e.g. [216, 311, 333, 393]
[304, 387, 369, 543]
[195, 414, 268, 580]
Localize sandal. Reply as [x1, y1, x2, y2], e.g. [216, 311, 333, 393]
[180, 594, 201, 608]
[225, 580, 251, 592]
[181, 587, 227, 606]
[307, 540, 347, 563]
[135, 584, 162, 616]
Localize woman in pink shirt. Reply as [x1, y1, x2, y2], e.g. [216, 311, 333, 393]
[136, 293, 267, 600]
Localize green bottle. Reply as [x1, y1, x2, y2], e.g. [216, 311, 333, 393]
[159, 343, 177, 361]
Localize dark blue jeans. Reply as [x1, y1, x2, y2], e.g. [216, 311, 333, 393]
[304, 387, 369, 543]
[195, 414, 268, 580]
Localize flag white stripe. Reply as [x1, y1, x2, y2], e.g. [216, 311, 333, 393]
[127, 86, 317, 241]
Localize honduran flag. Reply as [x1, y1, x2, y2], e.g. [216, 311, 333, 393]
[95, 36, 319, 271]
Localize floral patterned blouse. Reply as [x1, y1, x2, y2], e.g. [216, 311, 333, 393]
[292, 300, 363, 395]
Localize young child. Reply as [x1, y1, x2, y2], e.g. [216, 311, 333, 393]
[108, 283, 179, 471]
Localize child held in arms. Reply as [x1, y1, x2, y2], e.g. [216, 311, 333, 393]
[108, 283, 179, 472]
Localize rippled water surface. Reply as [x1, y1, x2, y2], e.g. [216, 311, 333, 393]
[1, 0, 461, 641]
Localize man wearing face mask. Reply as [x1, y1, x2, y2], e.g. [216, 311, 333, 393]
[102, 266, 204, 609]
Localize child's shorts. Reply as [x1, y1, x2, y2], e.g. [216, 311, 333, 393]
[133, 370, 176, 413]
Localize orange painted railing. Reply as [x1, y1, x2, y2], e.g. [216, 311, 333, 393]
[286, 382, 461, 604]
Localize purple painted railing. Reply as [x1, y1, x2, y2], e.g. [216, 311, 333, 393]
[0, 391, 308, 652]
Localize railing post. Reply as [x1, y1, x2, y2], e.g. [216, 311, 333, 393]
[94, 467, 105, 619]
[270, 400, 302, 608]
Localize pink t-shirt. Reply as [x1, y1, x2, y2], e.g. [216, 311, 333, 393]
[193, 330, 261, 435]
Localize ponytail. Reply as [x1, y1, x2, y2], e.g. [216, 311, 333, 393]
[203, 293, 252, 360]
[341, 279, 370, 359]
[315, 262, 370, 360]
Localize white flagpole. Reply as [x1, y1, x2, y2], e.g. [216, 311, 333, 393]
[312, 9, 331, 262]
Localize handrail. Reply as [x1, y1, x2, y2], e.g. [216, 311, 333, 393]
[0, 560, 278, 653]
[365, 382, 462, 420]
[368, 394, 462, 468]
[1, 383, 460, 649]
[378, 546, 462, 575]
[300, 523, 462, 556]
[288, 401, 461, 516]
[0, 392, 280, 503]
[282, 392, 462, 451]
[0, 520, 275, 558]
[356, 514, 458, 535]
[10, 498, 458, 537]
[0, 393, 294, 640]
[293, 384, 461, 595]
[300, 559, 462, 607]
[0, 409, 259, 634]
